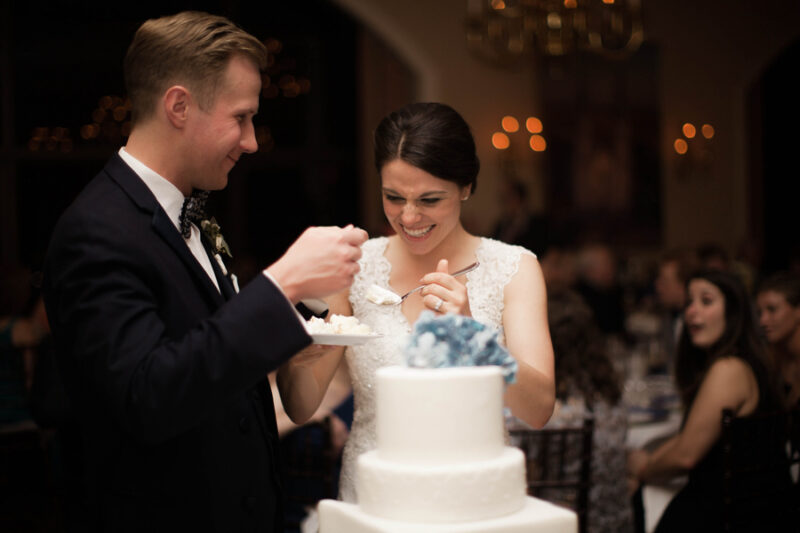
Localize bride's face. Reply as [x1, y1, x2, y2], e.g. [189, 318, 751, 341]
[380, 159, 469, 255]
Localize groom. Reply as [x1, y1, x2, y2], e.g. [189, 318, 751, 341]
[41, 11, 367, 533]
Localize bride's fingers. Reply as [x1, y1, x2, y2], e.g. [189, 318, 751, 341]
[424, 293, 446, 313]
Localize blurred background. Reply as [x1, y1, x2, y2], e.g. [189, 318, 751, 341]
[1, 0, 799, 531]
[1, 0, 799, 279]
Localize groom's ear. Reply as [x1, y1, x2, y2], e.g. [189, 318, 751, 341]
[163, 85, 190, 128]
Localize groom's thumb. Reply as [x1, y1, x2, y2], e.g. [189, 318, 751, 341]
[437, 258, 449, 273]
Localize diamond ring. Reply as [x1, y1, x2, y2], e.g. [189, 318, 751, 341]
[433, 297, 443, 312]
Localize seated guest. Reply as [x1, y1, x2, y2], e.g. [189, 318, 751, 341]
[653, 247, 699, 373]
[628, 270, 789, 532]
[755, 271, 800, 407]
[543, 288, 633, 533]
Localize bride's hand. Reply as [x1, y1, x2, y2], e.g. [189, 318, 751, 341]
[419, 259, 472, 317]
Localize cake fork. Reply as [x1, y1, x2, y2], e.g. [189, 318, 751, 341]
[393, 261, 480, 303]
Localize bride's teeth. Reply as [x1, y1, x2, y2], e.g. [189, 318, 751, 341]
[404, 226, 432, 237]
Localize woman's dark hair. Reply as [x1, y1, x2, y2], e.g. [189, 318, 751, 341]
[675, 269, 782, 412]
[547, 288, 622, 406]
[756, 270, 800, 308]
[373, 102, 480, 193]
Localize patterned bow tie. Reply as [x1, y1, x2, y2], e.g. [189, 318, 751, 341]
[179, 190, 210, 239]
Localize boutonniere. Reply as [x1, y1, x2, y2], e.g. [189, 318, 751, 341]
[200, 218, 232, 259]
[200, 218, 239, 293]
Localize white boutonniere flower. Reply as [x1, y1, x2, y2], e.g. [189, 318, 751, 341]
[200, 218, 232, 258]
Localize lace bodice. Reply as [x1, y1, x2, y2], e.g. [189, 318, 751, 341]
[338, 236, 534, 502]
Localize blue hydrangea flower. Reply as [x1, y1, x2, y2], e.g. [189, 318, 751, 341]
[404, 311, 517, 384]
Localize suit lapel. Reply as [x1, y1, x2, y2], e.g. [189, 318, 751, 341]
[152, 212, 226, 307]
[104, 155, 225, 307]
[202, 240, 237, 301]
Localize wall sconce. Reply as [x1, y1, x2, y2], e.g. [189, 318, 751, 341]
[492, 115, 547, 151]
[492, 114, 546, 179]
[674, 121, 714, 179]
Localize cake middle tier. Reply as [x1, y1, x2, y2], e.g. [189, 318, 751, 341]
[356, 446, 527, 524]
[375, 366, 506, 464]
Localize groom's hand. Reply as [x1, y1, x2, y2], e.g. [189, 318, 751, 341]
[267, 225, 368, 302]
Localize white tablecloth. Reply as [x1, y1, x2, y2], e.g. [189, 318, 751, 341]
[626, 412, 685, 533]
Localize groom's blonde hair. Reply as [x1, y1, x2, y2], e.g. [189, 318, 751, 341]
[124, 11, 267, 125]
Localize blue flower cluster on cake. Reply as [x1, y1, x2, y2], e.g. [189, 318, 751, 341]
[405, 311, 517, 384]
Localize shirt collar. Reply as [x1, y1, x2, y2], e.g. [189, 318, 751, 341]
[118, 147, 185, 232]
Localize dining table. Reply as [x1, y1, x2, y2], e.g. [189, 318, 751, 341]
[624, 371, 685, 533]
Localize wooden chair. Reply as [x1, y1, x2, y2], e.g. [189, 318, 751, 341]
[510, 416, 594, 533]
[720, 408, 798, 533]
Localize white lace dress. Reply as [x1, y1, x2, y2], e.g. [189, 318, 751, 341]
[338, 236, 534, 502]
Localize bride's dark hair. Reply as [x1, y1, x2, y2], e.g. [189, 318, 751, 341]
[373, 102, 480, 194]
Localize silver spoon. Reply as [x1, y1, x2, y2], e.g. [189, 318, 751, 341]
[366, 261, 480, 305]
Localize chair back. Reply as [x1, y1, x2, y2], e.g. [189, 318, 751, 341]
[720, 407, 798, 532]
[510, 416, 594, 533]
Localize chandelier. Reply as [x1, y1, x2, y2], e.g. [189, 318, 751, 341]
[465, 0, 644, 66]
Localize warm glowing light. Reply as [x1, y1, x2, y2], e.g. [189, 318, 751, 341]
[702, 124, 715, 139]
[682, 123, 696, 139]
[491, 0, 506, 10]
[529, 134, 547, 152]
[547, 12, 563, 29]
[265, 38, 282, 53]
[502, 116, 519, 133]
[526, 117, 543, 133]
[80, 124, 97, 140]
[492, 132, 510, 149]
[564, 0, 577, 8]
[674, 138, 688, 154]
[113, 106, 127, 122]
[602, 0, 615, 4]
[98, 95, 113, 111]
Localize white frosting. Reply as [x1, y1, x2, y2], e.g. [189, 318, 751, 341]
[318, 365, 577, 533]
[319, 497, 578, 533]
[376, 366, 505, 464]
[358, 447, 526, 523]
[305, 314, 372, 335]
[366, 284, 402, 305]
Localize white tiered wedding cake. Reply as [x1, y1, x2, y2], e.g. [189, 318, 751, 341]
[318, 365, 577, 533]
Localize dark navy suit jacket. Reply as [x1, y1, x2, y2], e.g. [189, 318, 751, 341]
[42, 154, 311, 532]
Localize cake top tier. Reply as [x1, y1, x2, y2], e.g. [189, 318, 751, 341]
[375, 366, 506, 463]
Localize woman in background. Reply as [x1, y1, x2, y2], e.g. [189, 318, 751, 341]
[628, 270, 787, 532]
[755, 270, 800, 407]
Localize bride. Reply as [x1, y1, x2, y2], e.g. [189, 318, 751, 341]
[277, 102, 555, 503]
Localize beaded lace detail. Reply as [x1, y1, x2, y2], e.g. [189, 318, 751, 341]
[338, 236, 534, 502]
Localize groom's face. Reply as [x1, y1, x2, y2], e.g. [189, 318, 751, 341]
[184, 54, 261, 191]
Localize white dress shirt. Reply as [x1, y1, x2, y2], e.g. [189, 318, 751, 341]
[118, 147, 220, 292]
[117, 147, 320, 326]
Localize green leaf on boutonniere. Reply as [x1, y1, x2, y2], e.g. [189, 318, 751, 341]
[200, 218, 233, 258]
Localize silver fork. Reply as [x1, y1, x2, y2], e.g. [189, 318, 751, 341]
[393, 261, 480, 303]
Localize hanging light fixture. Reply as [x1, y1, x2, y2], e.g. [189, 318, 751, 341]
[465, 0, 644, 66]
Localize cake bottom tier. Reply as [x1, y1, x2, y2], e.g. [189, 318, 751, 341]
[318, 496, 578, 533]
[357, 447, 526, 523]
